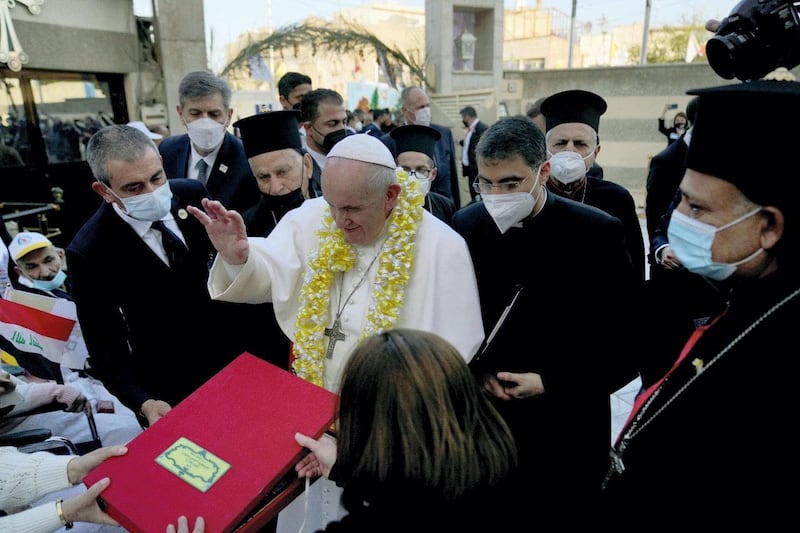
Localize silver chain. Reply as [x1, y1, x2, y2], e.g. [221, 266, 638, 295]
[620, 285, 800, 449]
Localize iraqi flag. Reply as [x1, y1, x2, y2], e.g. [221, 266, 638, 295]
[0, 298, 75, 381]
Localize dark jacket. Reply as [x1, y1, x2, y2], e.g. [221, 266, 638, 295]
[158, 132, 260, 213]
[66, 179, 263, 414]
[605, 269, 799, 526]
[645, 134, 688, 244]
[452, 193, 639, 517]
[240, 190, 309, 370]
[549, 176, 646, 281]
[423, 191, 455, 226]
[645, 134, 688, 279]
[361, 123, 382, 138]
[319, 478, 521, 532]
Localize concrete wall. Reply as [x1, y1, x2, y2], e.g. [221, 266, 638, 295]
[8, 0, 207, 136]
[154, 0, 207, 135]
[503, 62, 800, 209]
[9, 0, 138, 73]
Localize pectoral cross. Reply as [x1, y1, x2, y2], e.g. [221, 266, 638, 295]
[324, 319, 346, 359]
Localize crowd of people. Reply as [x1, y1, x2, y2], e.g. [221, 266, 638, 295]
[3, 22, 798, 528]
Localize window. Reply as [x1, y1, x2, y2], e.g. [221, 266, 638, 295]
[1, 71, 123, 167]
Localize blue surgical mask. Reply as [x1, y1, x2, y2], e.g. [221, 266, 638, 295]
[110, 183, 173, 222]
[667, 207, 764, 280]
[23, 269, 67, 292]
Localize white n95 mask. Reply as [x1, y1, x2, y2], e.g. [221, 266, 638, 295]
[548, 151, 591, 185]
[187, 118, 226, 152]
[414, 108, 431, 127]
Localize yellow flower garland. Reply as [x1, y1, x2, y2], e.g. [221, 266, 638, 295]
[293, 169, 424, 386]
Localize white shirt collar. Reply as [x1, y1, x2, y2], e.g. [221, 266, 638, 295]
[112, 202, 175, 237]
[189, 143, 221, 178]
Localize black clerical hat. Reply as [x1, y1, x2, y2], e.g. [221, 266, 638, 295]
[233, 110, 302, 158]
[389, 124, 441, 160]
[685, 71, 800, 210]
[540, 89, 607, 133]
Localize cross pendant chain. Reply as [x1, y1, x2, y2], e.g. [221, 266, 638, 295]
[324, 319, 346, 359]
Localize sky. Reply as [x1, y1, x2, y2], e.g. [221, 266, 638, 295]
[134, 0, 738, 70]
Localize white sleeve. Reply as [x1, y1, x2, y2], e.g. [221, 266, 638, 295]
[0, 447, 72, 509]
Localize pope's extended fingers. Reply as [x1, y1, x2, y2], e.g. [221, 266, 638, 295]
[186, 205, 210, 225]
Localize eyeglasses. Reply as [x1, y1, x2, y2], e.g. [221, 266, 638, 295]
[472, 179, 527, 194]
[401, 167, 431, 179]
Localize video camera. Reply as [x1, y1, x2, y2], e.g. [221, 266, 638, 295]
[706, 0, 800, 81]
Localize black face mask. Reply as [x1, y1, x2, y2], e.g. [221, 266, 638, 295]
[322, 128, 350, 153]
[260, 187, 304, 211]
[462, 120, 469, 128]
[292, 102, 302, 111]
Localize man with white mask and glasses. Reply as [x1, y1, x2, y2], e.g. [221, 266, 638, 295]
[541, 89, 645, 280]
[67, 125, 267, 428]
[451, 115, 639, 523]
[159, 70, 259, 213]
[390, 124, 455, 225]
[602, 69, 800, 526]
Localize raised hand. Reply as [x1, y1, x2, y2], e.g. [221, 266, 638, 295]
[186, 198, 250, 266]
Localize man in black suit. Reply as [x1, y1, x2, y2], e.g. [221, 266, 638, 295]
[458, 105, 488, 204]
[379, 87, 461, 209]
[452, 115, 638, 521]
[158, 70, 259, 213]
[646, 96, 699, 279]
[67, 125, 262, 427]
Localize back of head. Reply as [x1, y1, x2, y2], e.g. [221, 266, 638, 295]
[336, 328, 516, 498]
[86, 124, 155, 185]
[459, 106, 477, 119]
[686, 68, 800, 265]
[300, 88, 344, 123]
[278, 71, 312, 99]
[373, 108, 387, 122]
[476, 115, 546, 168]
[178, 70, 232, 108]
[525, 97, 546, 120]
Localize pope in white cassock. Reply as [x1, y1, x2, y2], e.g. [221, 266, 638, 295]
[188, 133, 484, 531]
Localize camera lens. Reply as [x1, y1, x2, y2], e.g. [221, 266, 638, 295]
[706, 34, 739, 79]
[707, 30, 765, 81]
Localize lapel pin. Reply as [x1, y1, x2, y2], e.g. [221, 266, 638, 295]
[178, 208, 188, 220]
[219, 164, 228, 174]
